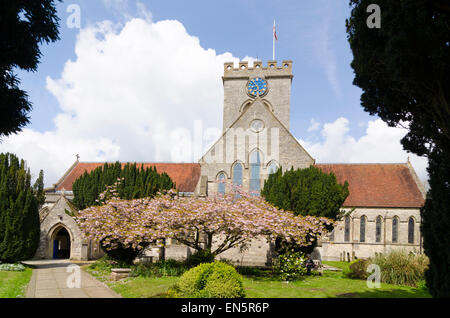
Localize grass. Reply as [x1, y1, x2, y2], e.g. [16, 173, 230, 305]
[83, 263, 178, 298]
[84, 261, 431, 298]
[322, 261, 351, 272]
[243, 271, 430, 298]
[0, 267, 32, 298]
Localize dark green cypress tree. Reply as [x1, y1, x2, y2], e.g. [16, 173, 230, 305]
[0, 153, 41, 262]
[72, 162, 175, 209]
[261, 165, 349, 255]
[421, 148, 450, 298]
[33, 170, 45, 206]
[262, 166, 349, 220]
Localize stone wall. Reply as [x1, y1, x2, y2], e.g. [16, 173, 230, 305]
[317, 207, 423, 261]
[35, 196, 87, 260]
[36, 195, 104, 261]
[162, 237, 274, 267]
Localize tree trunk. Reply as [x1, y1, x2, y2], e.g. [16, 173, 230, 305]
[158, 238, 166, 261]
[206, 233, 213, 251]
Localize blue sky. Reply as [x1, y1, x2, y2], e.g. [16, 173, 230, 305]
[20, 0, 366, 137]
[3, 0, 428, 186]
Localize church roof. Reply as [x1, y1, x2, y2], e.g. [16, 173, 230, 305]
[55, 162, 201, 193]
[54, 161, 425, 208]
[315, 163, 425, 208]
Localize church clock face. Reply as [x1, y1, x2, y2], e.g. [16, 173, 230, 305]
[247, 77, 268, 97]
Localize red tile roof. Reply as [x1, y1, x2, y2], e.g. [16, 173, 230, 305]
[55, 162, 424, 208]
[315, 163, 425, 208]
[55, 162, 201, 193]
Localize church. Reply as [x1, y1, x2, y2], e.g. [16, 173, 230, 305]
[35, 60, 426, 265]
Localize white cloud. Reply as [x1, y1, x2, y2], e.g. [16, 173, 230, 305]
[299, 117, 429, 184]
[0, 17, 242, 187]
[136, 2, 152, 22]
[307, 118, 320, 132]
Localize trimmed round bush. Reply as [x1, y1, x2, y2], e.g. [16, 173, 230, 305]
[172, 261, 245, 298]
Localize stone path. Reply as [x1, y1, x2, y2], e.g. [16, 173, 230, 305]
[23, 260, 121, 298]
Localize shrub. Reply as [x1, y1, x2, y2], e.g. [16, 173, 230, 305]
[185, 249, 215, 268]
[131, 259, 188, 277]
[273, 251, 307, 281]
[342, 250, 429, 287]
[89, 255, 131, 275]
[236, 266, 264, 277]
[344, 259, 370, 280]
[171, 261, 245, 298]
[99, 239, 148, 265]
[374, 250, 429, 287]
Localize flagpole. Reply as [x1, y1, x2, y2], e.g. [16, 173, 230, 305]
[273, 20, 275, 60]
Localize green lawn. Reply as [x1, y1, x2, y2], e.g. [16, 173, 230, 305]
[0, 267, 32, 298]
[322, 261, 351, 272]
[243, 271, 430, 298]
[85, 263, 430, 298]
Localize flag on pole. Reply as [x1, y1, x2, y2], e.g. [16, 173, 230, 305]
[273, 20, 278, 41]
[273, 20, 277, 60]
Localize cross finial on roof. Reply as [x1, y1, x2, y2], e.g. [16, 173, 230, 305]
[76, 154, 80, 161]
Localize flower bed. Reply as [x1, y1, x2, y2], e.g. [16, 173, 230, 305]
[0, 263, 25, 272]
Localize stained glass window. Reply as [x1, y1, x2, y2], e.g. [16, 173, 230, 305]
[250, 151, 261, 195]
[392, 217, 399, 243]
[408, 217, 414, 244]
[247, 77, 268, 97]
[232, 163, 243, 186]
[360, 216, 366, 242]
[376, 216, 382, 243]
[217, 173, 226, 195]
[344, 216, 350, 242]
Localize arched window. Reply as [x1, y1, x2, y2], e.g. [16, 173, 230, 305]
[360, 216, 366, 243]
[392, 216, 399, 243]
[232, 162, 243, 187]
[376, 216, 382, 243]
[250, 151, 261, 194]
[268, 161, 279, 174]
[344, 216, 350, 242]
[217, 173, 226, 195]
[408, 217, 415, 244]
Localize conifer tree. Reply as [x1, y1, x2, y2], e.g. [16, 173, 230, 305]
[421, 148, 450, 297]
[346, 0, 449, 297]
[0, 153, 41, 262]
[33, 169, 45, 207]
[72, 162, 175, 210]
[261, 166, 349, 254]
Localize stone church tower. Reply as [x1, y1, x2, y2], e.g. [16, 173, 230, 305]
[198, 60, 314, 196]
